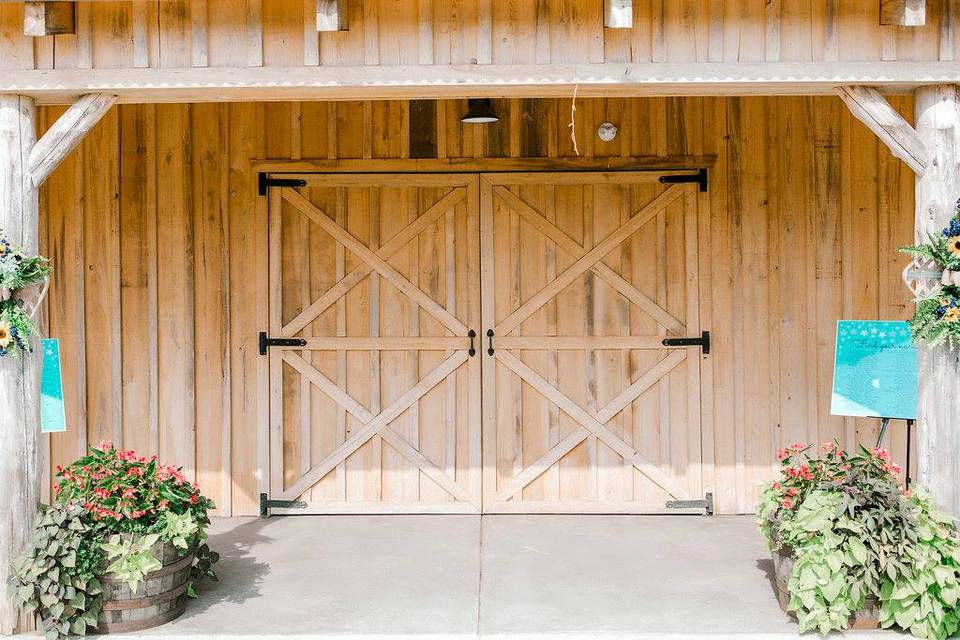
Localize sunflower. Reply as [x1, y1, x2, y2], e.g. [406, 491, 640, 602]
[0, 320, 11, 349]
[944, 307, 960, 323]
[948, 235, 960, 258]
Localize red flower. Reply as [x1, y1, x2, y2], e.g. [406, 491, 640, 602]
[189, 494, 198, 504]
[781, 497, 794, 509]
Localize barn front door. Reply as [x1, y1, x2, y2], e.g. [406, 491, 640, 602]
[264, 170, 705, 514]
[479, 172, 705, 513]
[265, 174, 482, 513]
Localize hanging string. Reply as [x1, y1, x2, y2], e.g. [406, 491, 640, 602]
[568, 83, 580, 156]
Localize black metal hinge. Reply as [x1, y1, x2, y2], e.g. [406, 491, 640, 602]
[259, 331, 307, 356]
[662, 330, 710, 355]
[658, 168, 708, 192]
[666, 492, 714, 516]
[259, 493, 307, 517]
[258, 173, 307, 196]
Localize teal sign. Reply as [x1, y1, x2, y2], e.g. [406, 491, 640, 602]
[831, 320, 917, 420]
[40, 338, 66, 433]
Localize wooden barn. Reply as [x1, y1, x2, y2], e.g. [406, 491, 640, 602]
[1, 0, 959, 634]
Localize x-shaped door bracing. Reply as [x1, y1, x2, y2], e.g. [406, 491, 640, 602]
[488, 183, 693, 502]
[273, 185, 479, 509]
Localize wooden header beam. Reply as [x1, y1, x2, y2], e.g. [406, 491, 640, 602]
[23, 2, 75, 36]
[316, 0, 348, 31]
[880, 0, 926, 26]
[4, 62, 960, 105]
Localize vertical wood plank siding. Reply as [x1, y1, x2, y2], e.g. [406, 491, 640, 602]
[1, 0, 958, 72]
[38, 96, 915, 515]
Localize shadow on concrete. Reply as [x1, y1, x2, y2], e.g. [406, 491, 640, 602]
[177, 518, 273, 620]
[755, 557, 778, 598]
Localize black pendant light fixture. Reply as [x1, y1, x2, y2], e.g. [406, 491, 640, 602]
[461, 98, 499, 124]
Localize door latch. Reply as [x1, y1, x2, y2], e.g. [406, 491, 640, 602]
[259, 332, 307, 356]
[661, 330, 710, 355]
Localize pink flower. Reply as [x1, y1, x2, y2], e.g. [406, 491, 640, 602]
[776, 449, 790, 462]
[781, 497, 794, 509]
[97, 441, 113, 452]
[122, 488, 136, 498]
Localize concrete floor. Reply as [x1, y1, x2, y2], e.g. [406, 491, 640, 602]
[18, 515, 904, 638]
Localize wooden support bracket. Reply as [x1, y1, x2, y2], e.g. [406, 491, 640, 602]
[28, 93, 116, 187]
[23, 1, 76, 36]
[316, 0, 348, 32]
[836, 85, 929, 175]
[880, 0, 926, 26]
[604, 0, 633, 28]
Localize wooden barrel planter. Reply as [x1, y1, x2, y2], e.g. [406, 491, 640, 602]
[772, 547, 880, 630]
[94, 538, 195, 634]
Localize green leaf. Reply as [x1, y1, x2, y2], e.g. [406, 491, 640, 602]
[848, 537, 868, 564]
[934, 565, 954, 587]
[821, 573, 845, 603]
[895, 602, 919, 629]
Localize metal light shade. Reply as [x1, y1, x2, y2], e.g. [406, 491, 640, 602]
[461, 98, 499, 124]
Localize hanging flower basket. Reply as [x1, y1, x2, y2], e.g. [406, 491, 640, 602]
[0, 231, 51, 359]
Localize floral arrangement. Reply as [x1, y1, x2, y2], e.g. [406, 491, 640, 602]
[901, 198, 960, 347]
[0, 231, 50, 358]
[758, 442, 960, 639]
[9, 443, 219, 640]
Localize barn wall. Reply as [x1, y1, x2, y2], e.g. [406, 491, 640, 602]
[37, 96, 915, 515]
[1, 0, 956, 71]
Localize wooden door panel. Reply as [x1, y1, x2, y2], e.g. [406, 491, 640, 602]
[480, 172, 704, 514]
[268, 175, 481, 513]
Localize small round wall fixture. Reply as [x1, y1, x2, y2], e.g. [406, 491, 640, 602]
[598, 122, 618, 142]
[461, 98, 499, 124]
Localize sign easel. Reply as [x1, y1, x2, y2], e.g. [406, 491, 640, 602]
[831, 320, 917, 487]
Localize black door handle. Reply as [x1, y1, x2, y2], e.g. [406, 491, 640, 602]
[486, 329, 495, 355]
[468, 330, 477, 357]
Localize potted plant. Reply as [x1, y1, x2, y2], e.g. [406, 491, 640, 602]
[757, 442, 960, 638]
[8, 443, 219, 639]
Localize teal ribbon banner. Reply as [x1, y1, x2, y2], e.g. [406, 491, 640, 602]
[831, 320, 917, 420]
[40, 338, 67, 433]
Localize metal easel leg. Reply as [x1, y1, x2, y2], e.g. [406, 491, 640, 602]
[905, 419, 914, 489]
[875, 417, 890, 448]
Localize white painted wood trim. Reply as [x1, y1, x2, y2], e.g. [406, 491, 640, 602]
[604, 0, 633, 28]
[5, 63, 960, 105]
[27, 93, 116, 186]
[836, 85, 928, 175]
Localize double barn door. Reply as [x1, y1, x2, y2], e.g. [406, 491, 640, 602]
[266, 172, 703, 514]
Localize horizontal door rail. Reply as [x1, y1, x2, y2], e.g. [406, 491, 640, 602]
[265, 336, 472, 351]
[497, 336, 682, 350]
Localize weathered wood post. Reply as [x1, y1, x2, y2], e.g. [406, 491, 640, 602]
[0, 94, 40, 635]
[915, 85, 960, 518]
